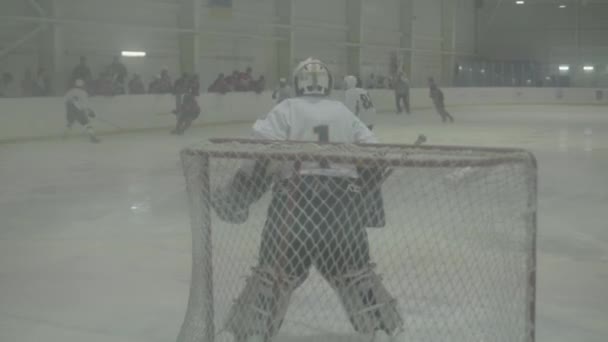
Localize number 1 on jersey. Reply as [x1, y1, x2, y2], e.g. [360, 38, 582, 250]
[313, 125, 330, 168]
[314, 125, 330, 143]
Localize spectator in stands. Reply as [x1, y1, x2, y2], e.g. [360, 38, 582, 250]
[94, 71, 114, 96]
[107, 56, 127, 95]
[112, 79, 126, 95]
[208, 73, 228, 94]
[157, 69, 173, 94]
[173, 72, 190, 114]
[0, 72, 19, 97]
[366, 73, 377, 89]
[72, 56, 93, 87]
[377, 75, 387, 89]
[238, 67, 253, 91]
[108, 55, 127, 85]
[21, 69, 34, 97]
[148, 75, 161, 94]
[128, 74, 145, 94]
[252, 75, 265, 94]
[225, 70, 240, 92]
[32, 67, 51, 96]
[189, 73, 200, 95]
[174, 72, 189, 91]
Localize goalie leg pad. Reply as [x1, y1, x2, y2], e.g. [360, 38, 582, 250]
[328, 265, 403, 335]
[225, 267, 302, 341]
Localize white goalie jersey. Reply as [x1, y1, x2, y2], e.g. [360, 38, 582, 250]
[252, 97, 378, 178]
[345, 88, 376, 126]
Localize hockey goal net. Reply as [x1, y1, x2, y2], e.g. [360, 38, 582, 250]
[177, 139, 537, 342]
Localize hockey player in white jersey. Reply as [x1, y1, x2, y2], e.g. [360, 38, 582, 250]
[213, 58, 403, 342]
[63, 79, 100, 143]
[344, 75, 377, 128]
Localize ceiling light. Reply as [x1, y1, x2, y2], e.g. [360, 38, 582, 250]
[122, 51, 147, 57]
[583, 65, 595, 72]
[516, 1, 525, 4]
[558, 65, 570, 72]
[559, 4, 567, 8]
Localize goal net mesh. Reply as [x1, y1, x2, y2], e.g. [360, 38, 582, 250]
[177, 139, 537, 342]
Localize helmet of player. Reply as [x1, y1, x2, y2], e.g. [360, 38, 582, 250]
[344, 75, 357, 90]
[74, 79, 85, 88]
[293, 58, 333, 97]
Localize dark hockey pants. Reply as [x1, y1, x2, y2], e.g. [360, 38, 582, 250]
[433, 100, 454, 122]
[66, 102, 90, 127]
[259, 176, 371, 279]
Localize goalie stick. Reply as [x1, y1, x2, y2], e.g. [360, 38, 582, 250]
[381, 134, 427, 181]
[359, 133, 427, 228]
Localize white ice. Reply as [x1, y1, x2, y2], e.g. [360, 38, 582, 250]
[0, 105, 607, 342]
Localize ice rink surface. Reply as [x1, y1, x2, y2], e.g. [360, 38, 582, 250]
[0, 105, 607, 342]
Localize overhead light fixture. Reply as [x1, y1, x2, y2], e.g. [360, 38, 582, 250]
[559, 65, 570, 72]
[122, 51, 147, 57]
[583, 65, 595, 72]
[559, 4, 567, 8]
[516, 0, 525, 4]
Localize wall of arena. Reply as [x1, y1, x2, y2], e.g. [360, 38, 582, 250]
[1, 87, 606, 143]
[1, 0, 477, 91]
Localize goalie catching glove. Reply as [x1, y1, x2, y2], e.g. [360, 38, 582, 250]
[211, 160, 272, 224]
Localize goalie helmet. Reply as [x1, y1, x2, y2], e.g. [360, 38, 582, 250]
[293, 58, 333, 97]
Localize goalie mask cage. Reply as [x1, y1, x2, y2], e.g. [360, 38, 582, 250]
[177, 139, 538, 342]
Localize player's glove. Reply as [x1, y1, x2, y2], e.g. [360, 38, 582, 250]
[211, 185, 250, 224]
[211, 160, 272, 224]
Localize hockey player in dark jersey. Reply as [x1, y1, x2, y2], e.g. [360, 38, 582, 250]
[171, 93, 200, 135]
[429, 77, 454, 123]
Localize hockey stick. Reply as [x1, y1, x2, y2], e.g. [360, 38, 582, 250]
[95, 117, 123, 130]
[381, 134, 427, 180]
